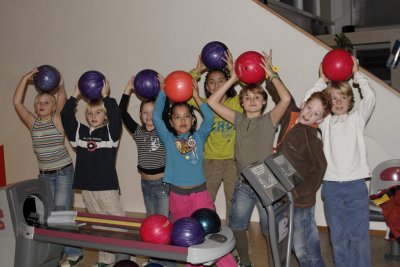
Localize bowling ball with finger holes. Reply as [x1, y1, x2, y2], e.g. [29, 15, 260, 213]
[201, 41, 228, 69]
[133, 69, 160, 100]
[191, 208, 221, 235]
[33, 65, 61, 92]
[234, 51, 266, 84]
[144, 264, 163, 267]
[171, 217, 206, 247]
[321, 49, 353, 81]
[164, 70, 193, 102]
[78, 70, 105, 100]
[140, 214, 172, 245]
[114, 260, 139, 267]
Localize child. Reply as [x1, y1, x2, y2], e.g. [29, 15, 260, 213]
[153, 76, 236, 267]
[207, 50, 291, 267]
[119, 76, 169, 217]
[302, 58, 375, 267]
[119, 76, 177, 267]
[189, 52, 243, 223]
[61, 79, 125, 267]
[266, 82, 331, 267]
[13, 68, 83, 267]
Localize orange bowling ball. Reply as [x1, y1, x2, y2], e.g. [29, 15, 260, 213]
[164, 70, 193, 102]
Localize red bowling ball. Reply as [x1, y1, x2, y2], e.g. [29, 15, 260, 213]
[164, 71, 193, 102]
[140, 214, 172, 245]
[321, 49, 353, 82]
[235, 51, 266, 84]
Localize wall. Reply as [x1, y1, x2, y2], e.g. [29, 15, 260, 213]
[1, 0, 399, 230]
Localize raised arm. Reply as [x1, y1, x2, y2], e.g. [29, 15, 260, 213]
[52, 74, 68, 133]
[54, 74, 67, 114]
[191, 79, 203, 106]
[264, 80, 298, 111]
[207, 71, 237, 124]
[102, 80, 122, 141]
[352, 57, 376, 123]
[189, 55, 207, 82]
[302, 64, 329, 105]
[119, 76, 139, 134]
[13, 68, 38, 129]
[60, 84, 80, 142]
[261, 50, 291, 126]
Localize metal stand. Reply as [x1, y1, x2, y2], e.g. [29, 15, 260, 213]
[241, 152, 303, 267]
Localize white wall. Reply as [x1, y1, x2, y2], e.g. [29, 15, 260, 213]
[1, 0, 399, 230]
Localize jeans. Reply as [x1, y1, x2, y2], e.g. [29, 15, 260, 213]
[322, 180, 371, 267]
[38, 164, 82, 257]
[229, 181, 270, 235]
[38, 164, 74, 211]
[141, 177, 169, 217]
[142, 179, 175, 266]
[292, 206, 325, 267]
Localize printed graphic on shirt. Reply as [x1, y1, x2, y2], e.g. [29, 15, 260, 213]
[147, 136, 161, 152]
[212, 120, 234, 139]
[87, 141, 97, 152]
[175, 136, 199, 163]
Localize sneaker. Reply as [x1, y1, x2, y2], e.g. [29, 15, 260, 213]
[60, 255, 83, 267]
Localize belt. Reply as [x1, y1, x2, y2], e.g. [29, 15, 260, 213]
[39, 163, 72, 174]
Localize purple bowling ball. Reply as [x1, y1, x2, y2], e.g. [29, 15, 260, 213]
[133, 69, 160, 100]
[33, 65, 61, 92]
[78, 70, 105, 100]
[201, 41, 228, 69]
[171, 217, 206, 247]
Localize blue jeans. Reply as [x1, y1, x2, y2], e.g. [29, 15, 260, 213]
[38, 164, 82, 257]
[229, 181, 270, 235]
[292, 206, 325, 267]
[141, 177, 170, 217]
[38, 164, 74, 211]
[142, 178, 175, 266]
[322, 180, 371, 267]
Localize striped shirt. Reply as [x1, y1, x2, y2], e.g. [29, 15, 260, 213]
[134, 127, 166, 174]
[31, 117, 72, 171]
[119, 94, 166, 175]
